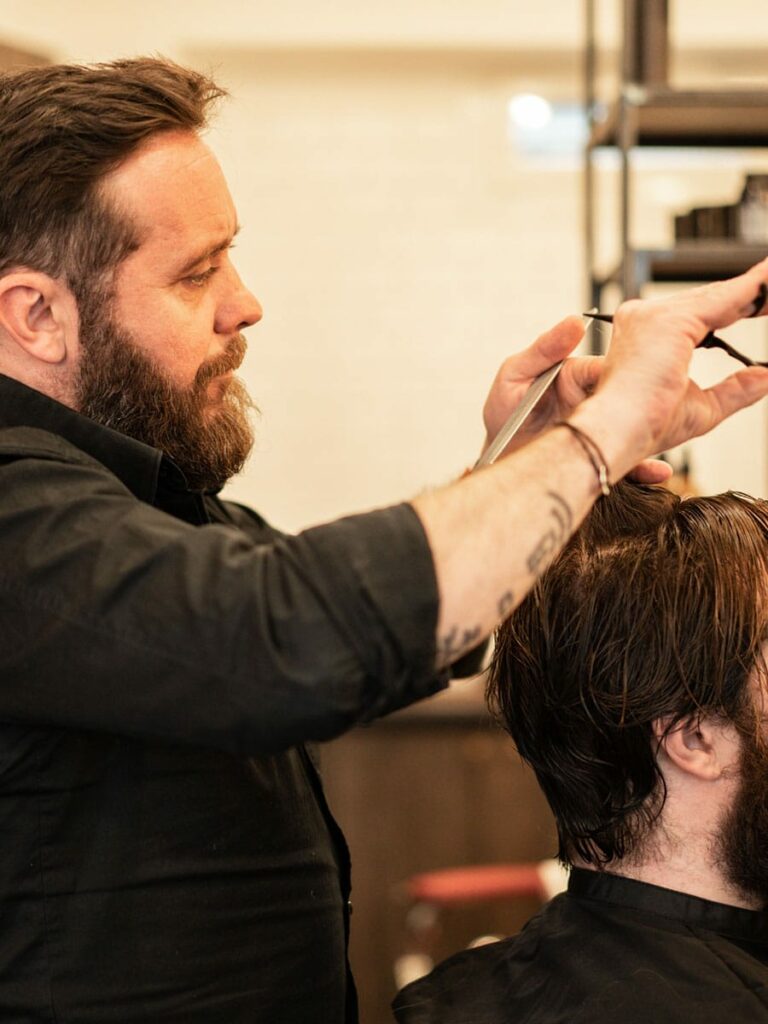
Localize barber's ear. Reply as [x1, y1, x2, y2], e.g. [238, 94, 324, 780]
[0, 271, 79, 365]
[653, 716, 739, 782]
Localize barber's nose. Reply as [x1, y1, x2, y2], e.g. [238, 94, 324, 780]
[238, 291, 263, 330]
[216, 272, 263, 334]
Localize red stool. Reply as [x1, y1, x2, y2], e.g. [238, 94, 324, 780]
[394, 860, 568, 989]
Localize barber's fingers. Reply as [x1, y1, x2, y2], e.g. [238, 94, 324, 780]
[613, 258, 768, 344]
[689, 257, 768, 331]
[699, 365, 768, 426]
[667, 365, 768, 449]
[700, 366, 768, 425]
[556, 354, 602, 404]
[490, 316, 585, 386]
[627, 459, 673, 485]
[627, 364, 768, 483]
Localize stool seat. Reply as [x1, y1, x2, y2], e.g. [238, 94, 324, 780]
[404, 863, 548, 905]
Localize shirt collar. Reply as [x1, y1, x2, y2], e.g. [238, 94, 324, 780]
[0, 373, 169, 503]
[569, 867, 768, 945]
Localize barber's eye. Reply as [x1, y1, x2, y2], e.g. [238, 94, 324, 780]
[185, 267, 218, 287]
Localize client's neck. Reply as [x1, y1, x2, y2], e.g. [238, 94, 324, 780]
[574, 850, 763, 912]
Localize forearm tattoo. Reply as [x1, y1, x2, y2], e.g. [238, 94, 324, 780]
[526, 491, 573, 577]
[437, 624, 483, 665]
[436, 493, 573, 666]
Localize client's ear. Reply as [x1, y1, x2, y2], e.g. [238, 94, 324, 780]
[652, 716, 740, 782]
[0, 271, 79, 365]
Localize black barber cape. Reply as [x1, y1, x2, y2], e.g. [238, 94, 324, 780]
[0, 374, 451, 1023]
[393, 868, 768, 1023]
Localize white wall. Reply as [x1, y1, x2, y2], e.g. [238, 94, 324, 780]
[4, 0, 768, 57]
[0, 1, 602, 56]
[211, 52, 586, 527]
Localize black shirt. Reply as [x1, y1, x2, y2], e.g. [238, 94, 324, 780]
[0, 374, 449, 1023]
[392, 868, 768, 1023]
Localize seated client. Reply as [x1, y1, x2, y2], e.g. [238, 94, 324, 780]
[393, 482, 768, 1023]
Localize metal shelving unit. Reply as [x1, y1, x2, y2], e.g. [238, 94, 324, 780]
[584, 0, 768, 350]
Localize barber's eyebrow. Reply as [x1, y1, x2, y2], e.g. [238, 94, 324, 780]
[175, 224, 241, 277]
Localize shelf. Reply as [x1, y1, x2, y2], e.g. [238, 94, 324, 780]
[640, 243, 768, 282]
[590, 88, 768, 148]
[597, 243, 768, 289]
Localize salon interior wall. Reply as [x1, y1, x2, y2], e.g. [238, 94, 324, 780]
[3, 1, 768, 527]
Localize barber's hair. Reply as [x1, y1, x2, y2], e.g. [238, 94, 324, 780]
[0, 57, 225, 311]
[488, 482, 768, 867]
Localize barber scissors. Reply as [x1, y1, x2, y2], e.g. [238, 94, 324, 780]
[475, 283, 768, 470]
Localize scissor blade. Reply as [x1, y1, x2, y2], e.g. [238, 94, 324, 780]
[475, 360, 564, 469]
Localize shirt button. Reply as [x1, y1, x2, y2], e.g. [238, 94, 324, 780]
[347, 899, 353, 916]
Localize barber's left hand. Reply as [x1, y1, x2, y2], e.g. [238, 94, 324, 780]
[481, 316, 672, 484]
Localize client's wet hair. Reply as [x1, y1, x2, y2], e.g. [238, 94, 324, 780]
[488, 482, 768, 866]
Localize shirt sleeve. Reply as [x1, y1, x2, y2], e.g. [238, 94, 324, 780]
[0, 435, 449, 754]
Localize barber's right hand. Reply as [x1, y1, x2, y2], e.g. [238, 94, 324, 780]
[569, 258, 768, 481]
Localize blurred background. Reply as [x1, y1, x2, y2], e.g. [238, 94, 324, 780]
[3, 3, 768, 1021]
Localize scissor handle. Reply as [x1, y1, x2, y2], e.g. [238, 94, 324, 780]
[698, 332, 757, 367]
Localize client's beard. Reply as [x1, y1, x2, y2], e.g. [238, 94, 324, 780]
[75, 311, 255, 493]
[715, 729, 768, 907]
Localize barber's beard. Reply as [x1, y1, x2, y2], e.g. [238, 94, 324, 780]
[75, 313, 255, 493]
[715, 732, 768, 907]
